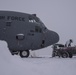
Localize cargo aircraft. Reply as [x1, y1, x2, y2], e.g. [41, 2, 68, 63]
[0, 11, 59, 58]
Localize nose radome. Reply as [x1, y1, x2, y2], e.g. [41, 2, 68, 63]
[50, 30, 59, 43]
[45, 30, 59, 46]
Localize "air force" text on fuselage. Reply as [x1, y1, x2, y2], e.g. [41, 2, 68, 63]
[0, 16, 25, 21]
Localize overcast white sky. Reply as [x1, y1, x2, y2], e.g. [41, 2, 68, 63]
[0, 0, 76, 45]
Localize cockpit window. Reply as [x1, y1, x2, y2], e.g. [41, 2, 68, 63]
[29, 16, 38, 23]
[28, 15, 47, 33]
[35, 26, 42, 33]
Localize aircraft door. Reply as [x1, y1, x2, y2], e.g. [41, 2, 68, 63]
[41, 32, 46, 48]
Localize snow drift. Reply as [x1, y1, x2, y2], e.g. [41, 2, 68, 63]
[0, 41, 76, 75]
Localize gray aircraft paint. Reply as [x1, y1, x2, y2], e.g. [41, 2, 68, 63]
[0, 11, 59, 54]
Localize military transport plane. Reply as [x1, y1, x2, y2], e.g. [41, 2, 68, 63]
[0, 11, 59, 58]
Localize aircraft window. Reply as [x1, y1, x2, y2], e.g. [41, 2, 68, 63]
[29, 16, 38, 23]
[35, 26, 42, 33]
[6, 21, 12, 26]
[16, 34, 25, 40]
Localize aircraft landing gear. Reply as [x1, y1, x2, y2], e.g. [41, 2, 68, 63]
[19, 50, 30, 58]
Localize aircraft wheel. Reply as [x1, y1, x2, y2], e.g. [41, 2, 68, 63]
[20, 50, 29, 58]
[62, 52, 69, 58]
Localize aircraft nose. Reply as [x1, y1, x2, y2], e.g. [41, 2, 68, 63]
[45, 30, 59, 46]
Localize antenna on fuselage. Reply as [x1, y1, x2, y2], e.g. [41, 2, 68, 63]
[32, 14, 36, 17]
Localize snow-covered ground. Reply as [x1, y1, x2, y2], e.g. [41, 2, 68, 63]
[0, 41, 76, 75]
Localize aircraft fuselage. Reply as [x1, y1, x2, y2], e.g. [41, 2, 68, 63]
[0, 11, 59, 57]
